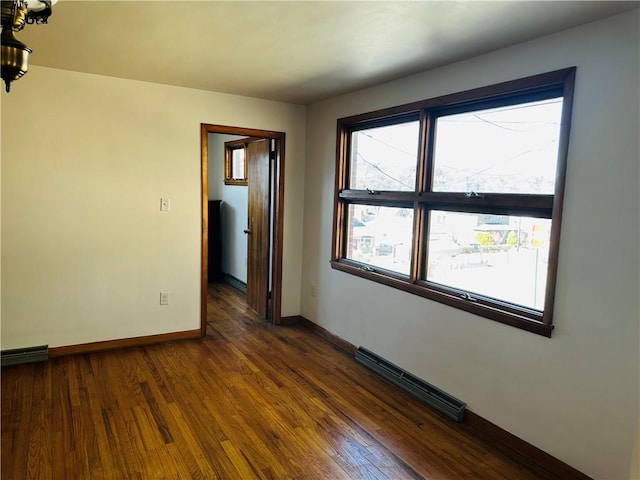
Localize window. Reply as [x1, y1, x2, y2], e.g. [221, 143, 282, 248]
[331, 68, 576, 336]
[224, 139, 248, 185]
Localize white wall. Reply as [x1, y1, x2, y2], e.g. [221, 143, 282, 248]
[1, 66, 305, 349]
[302, 11, 639, 480]
[208, 133, 248, 283]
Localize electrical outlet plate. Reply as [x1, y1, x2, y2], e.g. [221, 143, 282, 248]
[160, 292, 170, 305]
[160, 198, 170, 211]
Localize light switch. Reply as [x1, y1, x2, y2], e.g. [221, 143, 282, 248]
[160, 198, 170, 212]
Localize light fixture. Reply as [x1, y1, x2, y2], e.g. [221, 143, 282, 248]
[1, 0, 56, 93]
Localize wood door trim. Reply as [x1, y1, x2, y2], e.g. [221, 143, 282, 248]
[200, 123, 286, 334]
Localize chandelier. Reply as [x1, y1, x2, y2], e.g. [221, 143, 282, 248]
[1, 0, 56, 92]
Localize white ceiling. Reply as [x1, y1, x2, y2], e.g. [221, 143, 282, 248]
[19, 1, 639, 104]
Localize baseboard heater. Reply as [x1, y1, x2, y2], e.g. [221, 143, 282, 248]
[354, 347, 466, 422]
[1, 345, 49, 367]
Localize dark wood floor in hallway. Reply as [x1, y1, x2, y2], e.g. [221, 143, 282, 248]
[2, 283, 561, 479]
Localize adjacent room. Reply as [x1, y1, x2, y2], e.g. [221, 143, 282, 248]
[2, 1, 638, 479]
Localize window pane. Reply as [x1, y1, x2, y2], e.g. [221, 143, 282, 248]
[231, 148, 245, 180]
[432, 98, 563, 194]
[350, 121, 419, 192]
[346, 205, 413, 275]
[426, 211, 550, 310]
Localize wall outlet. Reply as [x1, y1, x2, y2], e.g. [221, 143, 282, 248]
[310, 284, 316, 298]
[160, 292, 170, 305]
[160, 197, 170, 212]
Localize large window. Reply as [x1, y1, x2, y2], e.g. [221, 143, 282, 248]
[331, 68, 576, 336]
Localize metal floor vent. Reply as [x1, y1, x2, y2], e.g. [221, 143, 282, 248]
[354, 347, 466, 422]
[1, 345, 49, 367]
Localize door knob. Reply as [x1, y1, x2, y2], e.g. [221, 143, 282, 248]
[243, 229, 251, 234]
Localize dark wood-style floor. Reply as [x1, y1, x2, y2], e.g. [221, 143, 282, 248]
[2, 283, 558, 479]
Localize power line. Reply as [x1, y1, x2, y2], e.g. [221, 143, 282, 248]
[356, 152, 414, 190]
[359, 130, 417, 158]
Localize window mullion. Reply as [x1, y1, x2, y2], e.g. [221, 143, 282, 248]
[411, 203, 427, 282]
[417, 110, 432, 193]
[416, 193, 554, 218]
[422, 110, 437, 194]
[338, 190, 417, 205]
[413, 110, 434, 282]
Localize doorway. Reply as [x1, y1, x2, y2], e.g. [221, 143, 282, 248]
[200, 124, 286, 335]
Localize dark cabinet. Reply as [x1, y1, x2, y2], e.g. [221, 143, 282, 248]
[208, 200, 222, 282]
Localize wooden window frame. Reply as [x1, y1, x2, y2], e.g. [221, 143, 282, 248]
[331, 68, 576, 337]
[224, 138, 249, 186]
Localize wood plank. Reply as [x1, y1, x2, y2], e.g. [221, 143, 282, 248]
[1, 283, 591, 479]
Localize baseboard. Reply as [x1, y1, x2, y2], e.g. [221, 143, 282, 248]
[223, 274, 247, 293]
[297, 316, 357, 354]
[49, 329, 201, 358]
[296, 315, 590, 479]
[280, 315, 302, 326]
[463, 411, 591, 479]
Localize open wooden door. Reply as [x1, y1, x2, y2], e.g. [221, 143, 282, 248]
[201, 123, 285, 335]
[245, 138, 271, 318]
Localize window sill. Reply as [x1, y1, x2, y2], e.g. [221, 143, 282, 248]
[224, 179, 248, 186]
[330, 259, 553, 337]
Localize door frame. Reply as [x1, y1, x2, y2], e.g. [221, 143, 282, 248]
[200, 123, 286, 335]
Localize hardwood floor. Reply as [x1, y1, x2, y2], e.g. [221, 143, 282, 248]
[2, 283, 565, 479]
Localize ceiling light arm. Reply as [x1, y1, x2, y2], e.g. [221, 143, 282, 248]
[1, 0, 56, 93]
[25, 0, 52, 25]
